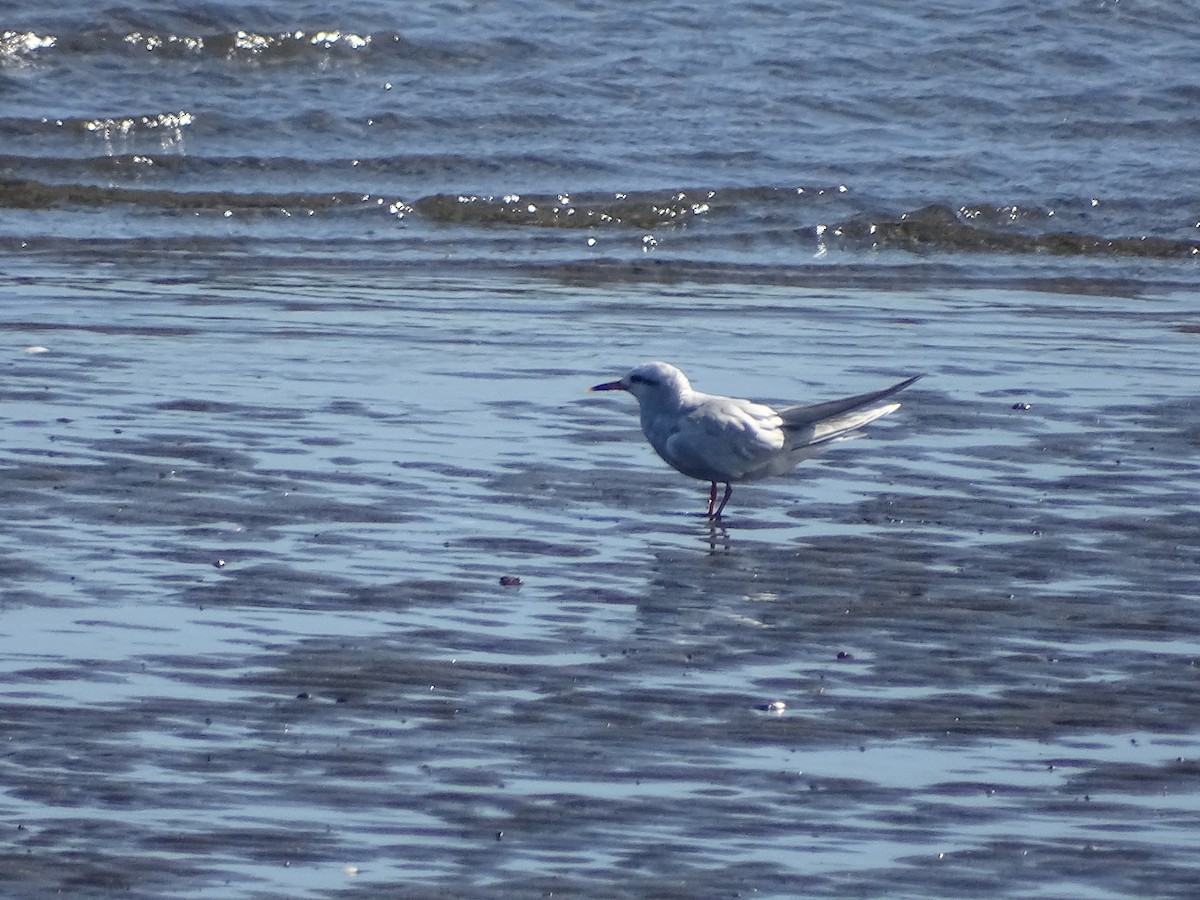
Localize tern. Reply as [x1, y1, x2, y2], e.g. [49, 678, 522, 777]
[590, 361, 921, 519]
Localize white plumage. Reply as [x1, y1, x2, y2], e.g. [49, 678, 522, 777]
[591, 361, 921, 518]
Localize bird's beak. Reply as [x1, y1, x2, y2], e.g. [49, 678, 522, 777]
[589, 379, 627, 392]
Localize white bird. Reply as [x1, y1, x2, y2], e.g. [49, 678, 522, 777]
[590, 361, 921, 519]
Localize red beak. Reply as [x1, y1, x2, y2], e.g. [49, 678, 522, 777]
[589, 379, 627, 392]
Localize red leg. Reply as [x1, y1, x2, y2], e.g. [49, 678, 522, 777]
[707, 482, 718, 518]
[713, 482, 733, 518]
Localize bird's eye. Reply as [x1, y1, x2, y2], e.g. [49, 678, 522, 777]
[629, 373, 655, 386]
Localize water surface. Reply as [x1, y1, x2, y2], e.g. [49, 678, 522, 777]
[3, 267, 1199, 897]
[2, 1, 1200, 897]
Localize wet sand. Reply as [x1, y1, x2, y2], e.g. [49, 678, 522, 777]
[1, 266, 1199, 898]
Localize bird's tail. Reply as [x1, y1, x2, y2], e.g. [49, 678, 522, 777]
[778, 374, 921, 449]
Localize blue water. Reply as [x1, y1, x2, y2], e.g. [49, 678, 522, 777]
[2, 0, 1198, 279]
[2, 2, 1200, 897]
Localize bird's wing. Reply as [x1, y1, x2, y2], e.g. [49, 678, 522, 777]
[661, 397, 784, 482]
[779, 374, 922, 448]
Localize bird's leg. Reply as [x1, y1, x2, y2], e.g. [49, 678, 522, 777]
[713, 482, 733, 519]
[707, 482, 718, 518]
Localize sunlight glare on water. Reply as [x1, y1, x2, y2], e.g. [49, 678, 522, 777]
[2, 0, 1200, 894]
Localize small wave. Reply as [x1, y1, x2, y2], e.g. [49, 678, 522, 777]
[0, 111, 196, 156]
[1, 176, 1196, 262]
[412, 191, 1200, 259]
[413, 191, 716, 230]
[0, 178, 366, 215]
[81, 111, 195, 154]
[124, 28, 376, 60]
[830, 204, 1200, 260]
[0, 27, 428, 66]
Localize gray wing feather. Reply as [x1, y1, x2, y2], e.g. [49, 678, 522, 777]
[779, 374, 922, 449]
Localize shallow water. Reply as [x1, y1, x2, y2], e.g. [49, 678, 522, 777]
[3, 0, 1200, 895]
[2, 263, 1199, 898]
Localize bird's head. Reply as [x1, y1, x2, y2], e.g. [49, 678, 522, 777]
[590, 361, 692, 406]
